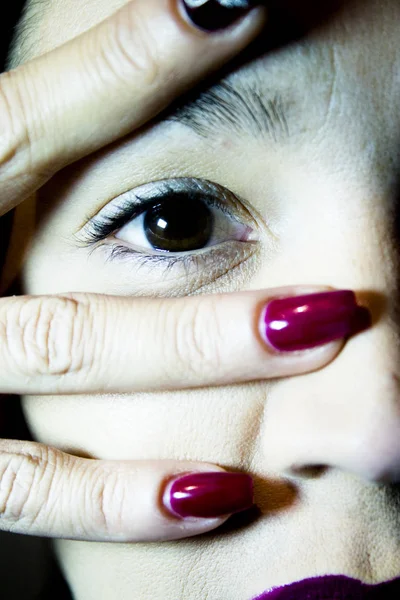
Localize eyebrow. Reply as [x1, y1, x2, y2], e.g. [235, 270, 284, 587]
[166, 78, 291, 142]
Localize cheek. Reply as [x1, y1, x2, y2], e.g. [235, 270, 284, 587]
[21, 385, 263, 465]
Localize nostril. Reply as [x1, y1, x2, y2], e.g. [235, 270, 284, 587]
[288, 465, 328, 480]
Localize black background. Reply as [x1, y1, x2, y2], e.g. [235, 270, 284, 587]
[0, 1, 25, 71]
[0, 1, 25, 277]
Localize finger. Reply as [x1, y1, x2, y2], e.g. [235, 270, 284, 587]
[0, 439, 253, 541]
[0, 0, 267, 214]
[0, 287, 371, 395]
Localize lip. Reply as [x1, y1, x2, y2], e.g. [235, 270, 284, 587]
[251, 575, 400, 599]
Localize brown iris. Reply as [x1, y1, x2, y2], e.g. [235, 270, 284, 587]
[143, 195, 213, 252]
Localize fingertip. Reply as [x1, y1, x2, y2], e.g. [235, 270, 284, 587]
[162, 470, 255, 520]
[257, 290, 372, 355]
[176, 0, 268, 35]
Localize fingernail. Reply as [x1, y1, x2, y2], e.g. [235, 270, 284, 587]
[164, 472, 254, 519]
[260, 290, 372, 353]
[180, 0, 261, 32]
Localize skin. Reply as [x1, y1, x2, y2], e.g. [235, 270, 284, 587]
[5, 0, 400, 597]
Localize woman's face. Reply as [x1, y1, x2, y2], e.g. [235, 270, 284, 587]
[7, 0, 400, 597]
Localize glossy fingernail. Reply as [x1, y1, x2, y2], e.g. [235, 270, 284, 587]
[164, 472, 254, 519]
[260, 290, 372, 353]
[180, 0, 261, 32]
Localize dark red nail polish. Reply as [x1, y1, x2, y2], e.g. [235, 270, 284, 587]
[260, 290, 372, 353]
[165, 472, 254, 519]
[180, 0, 260, 32]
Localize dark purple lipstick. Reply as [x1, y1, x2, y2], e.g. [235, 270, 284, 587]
[252, 575, 400, 599]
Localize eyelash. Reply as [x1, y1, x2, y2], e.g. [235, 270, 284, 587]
[102, 242, 230, 277]
[78, 178, 256, 277]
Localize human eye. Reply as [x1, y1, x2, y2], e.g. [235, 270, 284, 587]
[77, 177, 260, 292]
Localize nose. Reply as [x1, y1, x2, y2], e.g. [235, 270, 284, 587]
[261, 325, 400, 482]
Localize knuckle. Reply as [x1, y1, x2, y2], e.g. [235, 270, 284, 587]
[174, 298, 224, 380]
[101, 6, 163, 89]
[0, 69, 61, 201]
[0, 71, 30, 176]
[0, 444, 56, 531]
[89, 468, 125, 538]
[4, 294, 92, 378]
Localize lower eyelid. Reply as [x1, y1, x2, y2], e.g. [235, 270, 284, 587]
[78, 227, 261, 297]
[96, 238, 259, 283]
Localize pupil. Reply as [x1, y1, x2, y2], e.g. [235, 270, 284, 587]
[143, 194, 213, 252]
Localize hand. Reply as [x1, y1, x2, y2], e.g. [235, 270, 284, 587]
[0, 0, 371, 543]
